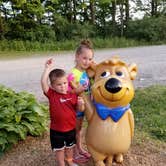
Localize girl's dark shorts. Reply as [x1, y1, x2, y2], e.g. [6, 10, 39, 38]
[50, 129, 76, 151]
[76, 111, 84, 118]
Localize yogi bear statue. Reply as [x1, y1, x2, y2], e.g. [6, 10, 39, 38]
[82, 57, 137, 166]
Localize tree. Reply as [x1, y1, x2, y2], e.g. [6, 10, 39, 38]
[90, 0, 95, 24]
[132, 0, 166, 18]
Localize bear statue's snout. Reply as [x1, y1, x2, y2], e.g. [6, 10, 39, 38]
[105, 78, 122, 93]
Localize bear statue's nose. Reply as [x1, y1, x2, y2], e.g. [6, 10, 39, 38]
[105, 78, 122, 93]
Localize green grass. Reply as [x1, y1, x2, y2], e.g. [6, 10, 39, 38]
[92, 37, 149, 48]
[131, 85, 166, 141]
[0, 37, 154, 59]
[0, 37, 151, 53]
[0, 40, 76, 52]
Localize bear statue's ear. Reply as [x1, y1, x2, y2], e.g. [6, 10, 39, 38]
[87, 61, 97, 78]
[128, 63, 137, 80]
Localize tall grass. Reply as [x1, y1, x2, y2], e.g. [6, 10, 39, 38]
[92, 37, 148, 48]
[0, 38, 149, 52]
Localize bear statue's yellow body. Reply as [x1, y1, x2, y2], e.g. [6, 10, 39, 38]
[83, 57, 137, 166]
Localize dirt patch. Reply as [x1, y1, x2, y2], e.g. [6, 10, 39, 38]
[0, 129, 165, 166]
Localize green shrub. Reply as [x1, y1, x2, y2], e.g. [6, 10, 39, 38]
[125, 16, 166, 43]
[0, 85, 48, 154]
[52, 17, 96, 41]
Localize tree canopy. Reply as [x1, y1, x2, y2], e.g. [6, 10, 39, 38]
[0, 0, 166, 42]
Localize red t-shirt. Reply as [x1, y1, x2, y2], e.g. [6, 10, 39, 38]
[45, 88, 78, 132]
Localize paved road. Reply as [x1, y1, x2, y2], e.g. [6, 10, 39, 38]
[0, 45, 166, 101]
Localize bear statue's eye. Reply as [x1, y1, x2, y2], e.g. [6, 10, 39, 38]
[101, 71, 110, 78]
[116, 71, 124, 77]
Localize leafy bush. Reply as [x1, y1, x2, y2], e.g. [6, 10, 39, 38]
[52, 14, 96, 41]
[125, 16, 166, 43]
[65, 22, 96, 40]
[0, 85, 48, 154]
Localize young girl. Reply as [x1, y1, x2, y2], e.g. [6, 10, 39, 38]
[68, 39, 94, 163]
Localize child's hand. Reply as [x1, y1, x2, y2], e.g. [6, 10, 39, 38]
[77, 96, 85, 111]
[77, 96, 85, 105]
[45, 58, 54, 71]
[91, 60, 96, 65]
[76, 84, 87, 94]
[45, 58, 54, 69]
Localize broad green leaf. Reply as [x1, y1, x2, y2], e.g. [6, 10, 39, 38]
[0, 123, 18, 132]
[30, 104, 45, 116]
[15, 114, 22, 123]
[16, 125, 27, 140]
[24, 115, 39, 122]
[6, 132, 19, 144]
[21, 121, 35, 133]
[0, 137, 7, 145]
[0, 130, 7, 137]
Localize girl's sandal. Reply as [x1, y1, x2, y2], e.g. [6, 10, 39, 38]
[65, 158, 79, 166]
[73, 154, 89, 163]
[79, 151, 91, 159]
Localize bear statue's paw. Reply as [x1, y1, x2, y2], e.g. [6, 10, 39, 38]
[115, 154, 123, 163]
[95, 160, 105, 166]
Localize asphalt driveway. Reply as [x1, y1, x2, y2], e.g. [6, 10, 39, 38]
[0, 45, 166, 101]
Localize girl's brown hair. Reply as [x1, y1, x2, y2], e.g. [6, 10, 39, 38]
[75, 39, 94, 56]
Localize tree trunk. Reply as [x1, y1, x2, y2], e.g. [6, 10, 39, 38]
[68, 0, 73, 23]
[151, 0, 155, 16]
[111, 0, 116, 24]
[90, 0, 95, 24]
[73, 0, 76, 22]
[125, 0, 129, 22]
[111, 0, 117, 36]
[119, 2, 124, 37]
[151, 0, 158, 17]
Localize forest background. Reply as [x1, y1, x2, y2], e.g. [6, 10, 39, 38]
[0, 0, 166, 51]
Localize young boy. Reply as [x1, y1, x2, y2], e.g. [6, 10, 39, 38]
[41, 58, 85, 166]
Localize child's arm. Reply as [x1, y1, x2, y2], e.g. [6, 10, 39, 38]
[76, 96, 85, 112]
[70, 80, 87, 95]
[41, 59, 54, 94]
[68, 73, 87, 95]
